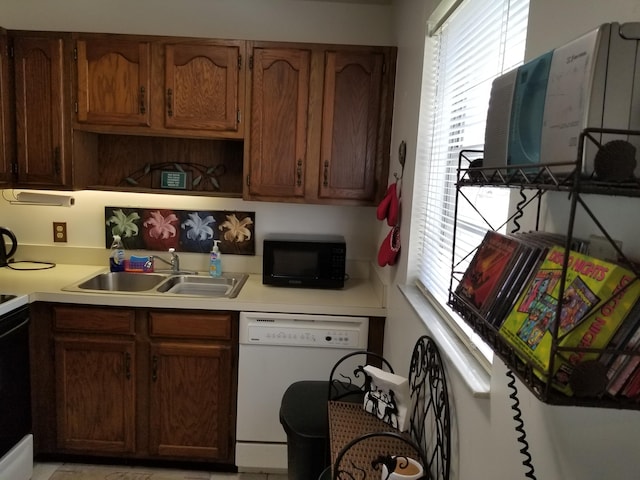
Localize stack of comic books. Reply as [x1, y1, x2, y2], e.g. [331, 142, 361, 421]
[598, 296, 640, 398]
[453, 231, 524, 319]
[498, 245, 640, 396]
[453, 230, 579, 328]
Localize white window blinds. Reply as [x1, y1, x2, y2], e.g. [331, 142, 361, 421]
[415, 0, 530, 365]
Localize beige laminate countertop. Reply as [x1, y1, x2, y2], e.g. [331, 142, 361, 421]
[0, 263, 386, 317]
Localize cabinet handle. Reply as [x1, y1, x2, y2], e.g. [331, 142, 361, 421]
[54, 147, 61, 175]
[124, 352, 131, 379]
[323, 160, 329, 187]
[167, 88, 173, 117]
[139, 86, 146, 115]
[296, 159, 303, 187]
[152, 355, 158, 382]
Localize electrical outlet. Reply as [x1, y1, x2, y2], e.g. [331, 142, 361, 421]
[53, 222, 67, 243]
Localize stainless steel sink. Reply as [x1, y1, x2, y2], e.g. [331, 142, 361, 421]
[156, 274, 247, 298]
[63, 271, 249, 299]
[75, 272, 168, 292]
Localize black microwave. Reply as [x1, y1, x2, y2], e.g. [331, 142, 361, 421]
[263, 234, 346, 289]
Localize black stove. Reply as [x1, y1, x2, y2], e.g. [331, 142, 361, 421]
[0, 294, 17, 304]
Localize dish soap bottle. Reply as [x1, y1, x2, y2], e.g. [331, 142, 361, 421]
[109, 234, 125, 272]
[209, 240, 222, 277]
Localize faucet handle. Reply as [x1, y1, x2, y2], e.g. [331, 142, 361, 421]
[168, 248, 176, 254]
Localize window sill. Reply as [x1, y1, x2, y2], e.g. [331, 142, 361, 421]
[399, 284, 491, 398]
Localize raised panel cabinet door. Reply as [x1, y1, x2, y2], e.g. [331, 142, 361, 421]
[165, 42, 242, 133]
[13, 36, 67, 186]
[76, 38, 151, 126]
[149, 342, 232, 461]
[0, 31, 13, 186]
[54, 337, 136, 454]
[320, 50, 384, 201]
[247, 47, 310, 198]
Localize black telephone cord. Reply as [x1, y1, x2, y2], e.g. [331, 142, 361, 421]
[506, 368, 538, 480]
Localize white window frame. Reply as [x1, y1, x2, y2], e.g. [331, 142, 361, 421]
[411, 0, 530, 375]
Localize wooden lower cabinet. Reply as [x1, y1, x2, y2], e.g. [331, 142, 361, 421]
[55, 337, 136, 453]
[148, 310, 233, 460]
[149, 342, 231, 459]
[31, 303, 237, 464]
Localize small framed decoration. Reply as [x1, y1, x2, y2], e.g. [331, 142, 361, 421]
[105, 206, 255, 255]
[362, 365, 412, 432]
[160, 170, 188, 190]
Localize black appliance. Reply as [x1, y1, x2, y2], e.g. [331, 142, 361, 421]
[0, 228, 18, 267]
[263, 234, 346, 289]
[0, 303, 31, 458]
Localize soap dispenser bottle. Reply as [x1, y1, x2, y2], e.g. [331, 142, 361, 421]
[209, 240, 222, 277]
[109, 234, 126, 272]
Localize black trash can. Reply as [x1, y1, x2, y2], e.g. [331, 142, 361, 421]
[279, 380, 329, 480]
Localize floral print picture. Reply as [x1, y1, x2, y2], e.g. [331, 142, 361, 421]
[105, 207, 255, 255]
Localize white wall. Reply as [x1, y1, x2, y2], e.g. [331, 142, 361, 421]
[0, 0, 394, 270]
[0, 0, 394, 45]
[386, 0, 640, 479]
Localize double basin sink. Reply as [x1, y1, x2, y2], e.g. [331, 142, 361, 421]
[63, 271, 249, 299]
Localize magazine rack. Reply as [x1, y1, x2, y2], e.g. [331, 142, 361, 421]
[448, 127, 640, 410]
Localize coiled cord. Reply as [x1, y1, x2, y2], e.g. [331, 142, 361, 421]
[506, 369, 537, 480]
[511, 186, 527, 234]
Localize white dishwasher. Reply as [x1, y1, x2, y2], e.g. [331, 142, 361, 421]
[235, 311, 369, 472]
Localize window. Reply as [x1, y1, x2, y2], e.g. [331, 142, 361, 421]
[414, 0, 530, 369]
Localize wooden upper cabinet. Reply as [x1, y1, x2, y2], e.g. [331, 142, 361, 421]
[320, 50, 384, 201]
[0, 30, 14, 186]
[244, 43, 395, 205]
[74, 35, 245, 138]
[75, 38, 151, 126]
[246, 46, 310, 198]
[13, 33, 71, 187]
[164, 41, 243, 133]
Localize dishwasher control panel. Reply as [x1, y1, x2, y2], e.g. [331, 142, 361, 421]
[239, 312, 368, 349]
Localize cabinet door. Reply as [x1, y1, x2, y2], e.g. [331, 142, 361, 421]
[320, 50, 384, 201]
[76, 38, 151, 126]
[0, 31, 13, 186]
[13, 35, 68, 186]
[149, 342, 232, 461]
[165, 42, 242, 133]
[54, 336, 136, 454]
[247, 47, 310, 198]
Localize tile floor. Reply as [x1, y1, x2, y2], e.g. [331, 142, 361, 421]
[31, 463, 288, 480]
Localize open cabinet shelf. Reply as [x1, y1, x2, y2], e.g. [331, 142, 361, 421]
[448, 127, 640, 410]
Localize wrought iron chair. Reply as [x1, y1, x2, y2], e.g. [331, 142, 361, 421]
[321, 335, 451, 480]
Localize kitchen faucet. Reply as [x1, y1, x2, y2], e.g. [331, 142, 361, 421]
[149, 248, 180, 273]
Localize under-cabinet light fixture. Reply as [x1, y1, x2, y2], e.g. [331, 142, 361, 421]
[13, 191, 75, 207]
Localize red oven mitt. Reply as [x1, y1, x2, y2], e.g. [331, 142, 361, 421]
[377, 225, 400, 267]
[376, 182, 399, 227]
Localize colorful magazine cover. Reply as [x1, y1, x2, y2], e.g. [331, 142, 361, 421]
[454, 231, 522, 314]
[499, 245, 640, 395]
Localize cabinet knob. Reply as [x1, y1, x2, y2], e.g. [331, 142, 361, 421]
[167, 88, 173, 117]
[54, 147, 61, 175]
[297, 159, 303, 187]
[139, 86, 146, 115]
